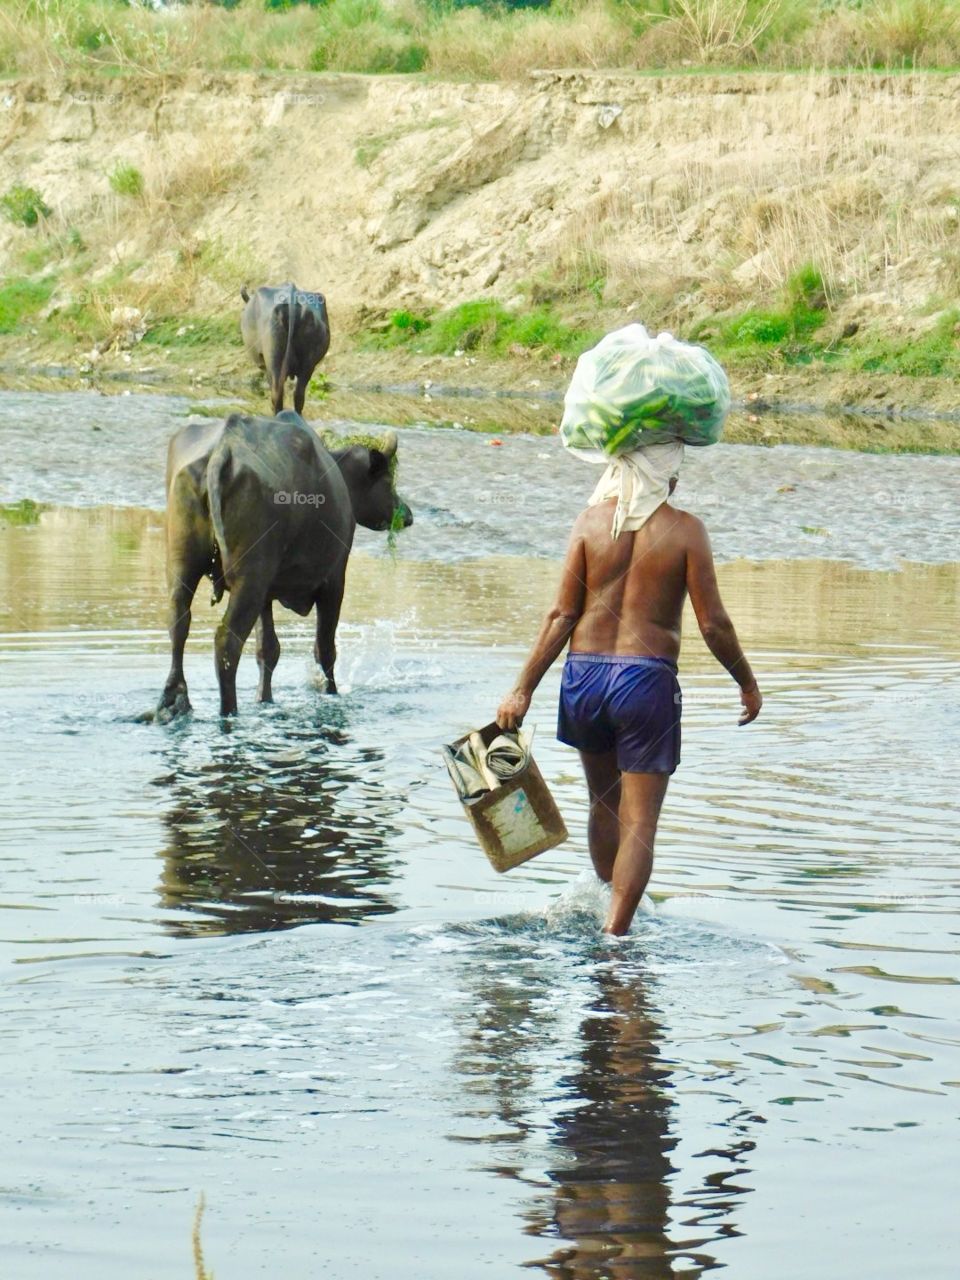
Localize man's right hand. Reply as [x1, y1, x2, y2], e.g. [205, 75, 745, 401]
[496, 690, 530, 732]
[739, 684, 762, 726]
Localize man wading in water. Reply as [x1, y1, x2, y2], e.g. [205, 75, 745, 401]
[496, 441, 762, 935]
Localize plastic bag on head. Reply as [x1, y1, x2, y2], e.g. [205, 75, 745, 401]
[560, 324, 730, 462]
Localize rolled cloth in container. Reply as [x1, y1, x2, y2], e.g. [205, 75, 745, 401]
[444, 729, 531, 801]
[482, 732, 528, 780]
[587, 441, 685, 539]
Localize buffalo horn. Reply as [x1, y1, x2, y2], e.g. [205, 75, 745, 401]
[380, 429, 398, 458]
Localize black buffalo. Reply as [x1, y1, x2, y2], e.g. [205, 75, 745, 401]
[158, 411, 411, 720]
[240, 282, 331, 416]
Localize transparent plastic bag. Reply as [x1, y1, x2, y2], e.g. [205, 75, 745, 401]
[560, 324, 730, 460]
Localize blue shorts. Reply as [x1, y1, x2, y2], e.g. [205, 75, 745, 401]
[557, 653, 681, 774]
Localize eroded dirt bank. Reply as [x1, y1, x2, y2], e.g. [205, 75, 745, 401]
[2, 69, 960, 443]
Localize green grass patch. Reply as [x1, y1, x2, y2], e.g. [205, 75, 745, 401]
[0, 498, 44, 526]
[705, 288, 960, 380]
[142, 315, 241, 347]
[0, 276, 57, 333]
[373, 308, 431, 344]
[719, 302, 827, 348]
[355, 130, 406, 169]
[17, 227, 88, 274]
[108, 163, 144, 198]
[308, 0, 431, 74]
[701, 264, 830, 364]
[845, 309, 960, 377]
[17, 240, 60, 273]
[0, 184, 51, 228]
[369, 299, 600, 358]
[185, 402, 249, 418]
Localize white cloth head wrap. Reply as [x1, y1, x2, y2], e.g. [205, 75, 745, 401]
[588, 441, 685, 539]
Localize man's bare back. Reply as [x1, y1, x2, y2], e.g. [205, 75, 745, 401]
[567, 499, 691, 662]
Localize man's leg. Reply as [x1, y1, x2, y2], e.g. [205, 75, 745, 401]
[605, 772, 670, 936]
[578, 749, 621, 883]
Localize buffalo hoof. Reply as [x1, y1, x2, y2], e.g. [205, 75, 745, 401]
[156, 689, 192, 724]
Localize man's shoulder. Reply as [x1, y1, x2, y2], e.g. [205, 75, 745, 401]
[572, 503, 611, 534]
[664, 504, 706, 535]
[573, 503, 706, 538]
[666, 505, 715, 556]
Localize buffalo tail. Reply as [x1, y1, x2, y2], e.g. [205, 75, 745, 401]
[207, 445, 233, 582]
[278, 281, 297, 400]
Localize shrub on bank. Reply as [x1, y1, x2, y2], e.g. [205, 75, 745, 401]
[108, 163, 144, 198]
[0, 185, 52, 228]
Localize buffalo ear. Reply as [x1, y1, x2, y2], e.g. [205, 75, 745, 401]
[241, 285, 250, 302]
[368, 448, 390, 478]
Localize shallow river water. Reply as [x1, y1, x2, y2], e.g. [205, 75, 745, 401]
[1, 391, 959, 1279]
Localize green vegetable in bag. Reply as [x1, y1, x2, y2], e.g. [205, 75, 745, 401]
[560, 325, 730, 459]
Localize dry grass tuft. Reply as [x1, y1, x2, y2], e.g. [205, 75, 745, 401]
[865, 0, 960, 66]
[776, 0, 960, 68]
[193, 1193, 213, 1280]
[155, 155, 246, 222]
[426, 1, 633, 80]
[648, 0, 786, 65]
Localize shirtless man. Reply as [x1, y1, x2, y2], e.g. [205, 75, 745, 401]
[496, 461, 762, 936]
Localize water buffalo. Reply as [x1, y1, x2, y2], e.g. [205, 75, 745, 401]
[240, 282, 331, 416]
[158, 410, 412, 720]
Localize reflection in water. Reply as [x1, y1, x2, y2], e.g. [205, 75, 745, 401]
[154, 713, 402, 937]
[528, 965, 678, 1279]
[527, 966, 756, 1280]
[453, 925, 756, 1279]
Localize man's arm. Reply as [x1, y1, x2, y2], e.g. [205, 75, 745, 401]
[685, 516, 762, 726]
[496, 530, 587, 731]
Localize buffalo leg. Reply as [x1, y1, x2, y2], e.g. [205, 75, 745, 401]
[314, 577, 345, 695]
[158, 567, 201, 721]
[255, 605, 281, 704]
[270, 377, 284, 416]
[215, 586, 263, 717]
[293, 373, 309, 415]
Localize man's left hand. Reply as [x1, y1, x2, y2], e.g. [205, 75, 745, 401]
[496, 690, 530, 732]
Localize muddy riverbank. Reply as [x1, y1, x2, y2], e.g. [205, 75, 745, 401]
[2, 351, 960, 454]
[3, 389, 960, 566]
[4, 70, 960, 452]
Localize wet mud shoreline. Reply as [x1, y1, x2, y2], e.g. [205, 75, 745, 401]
[2, 352, 960, 455]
